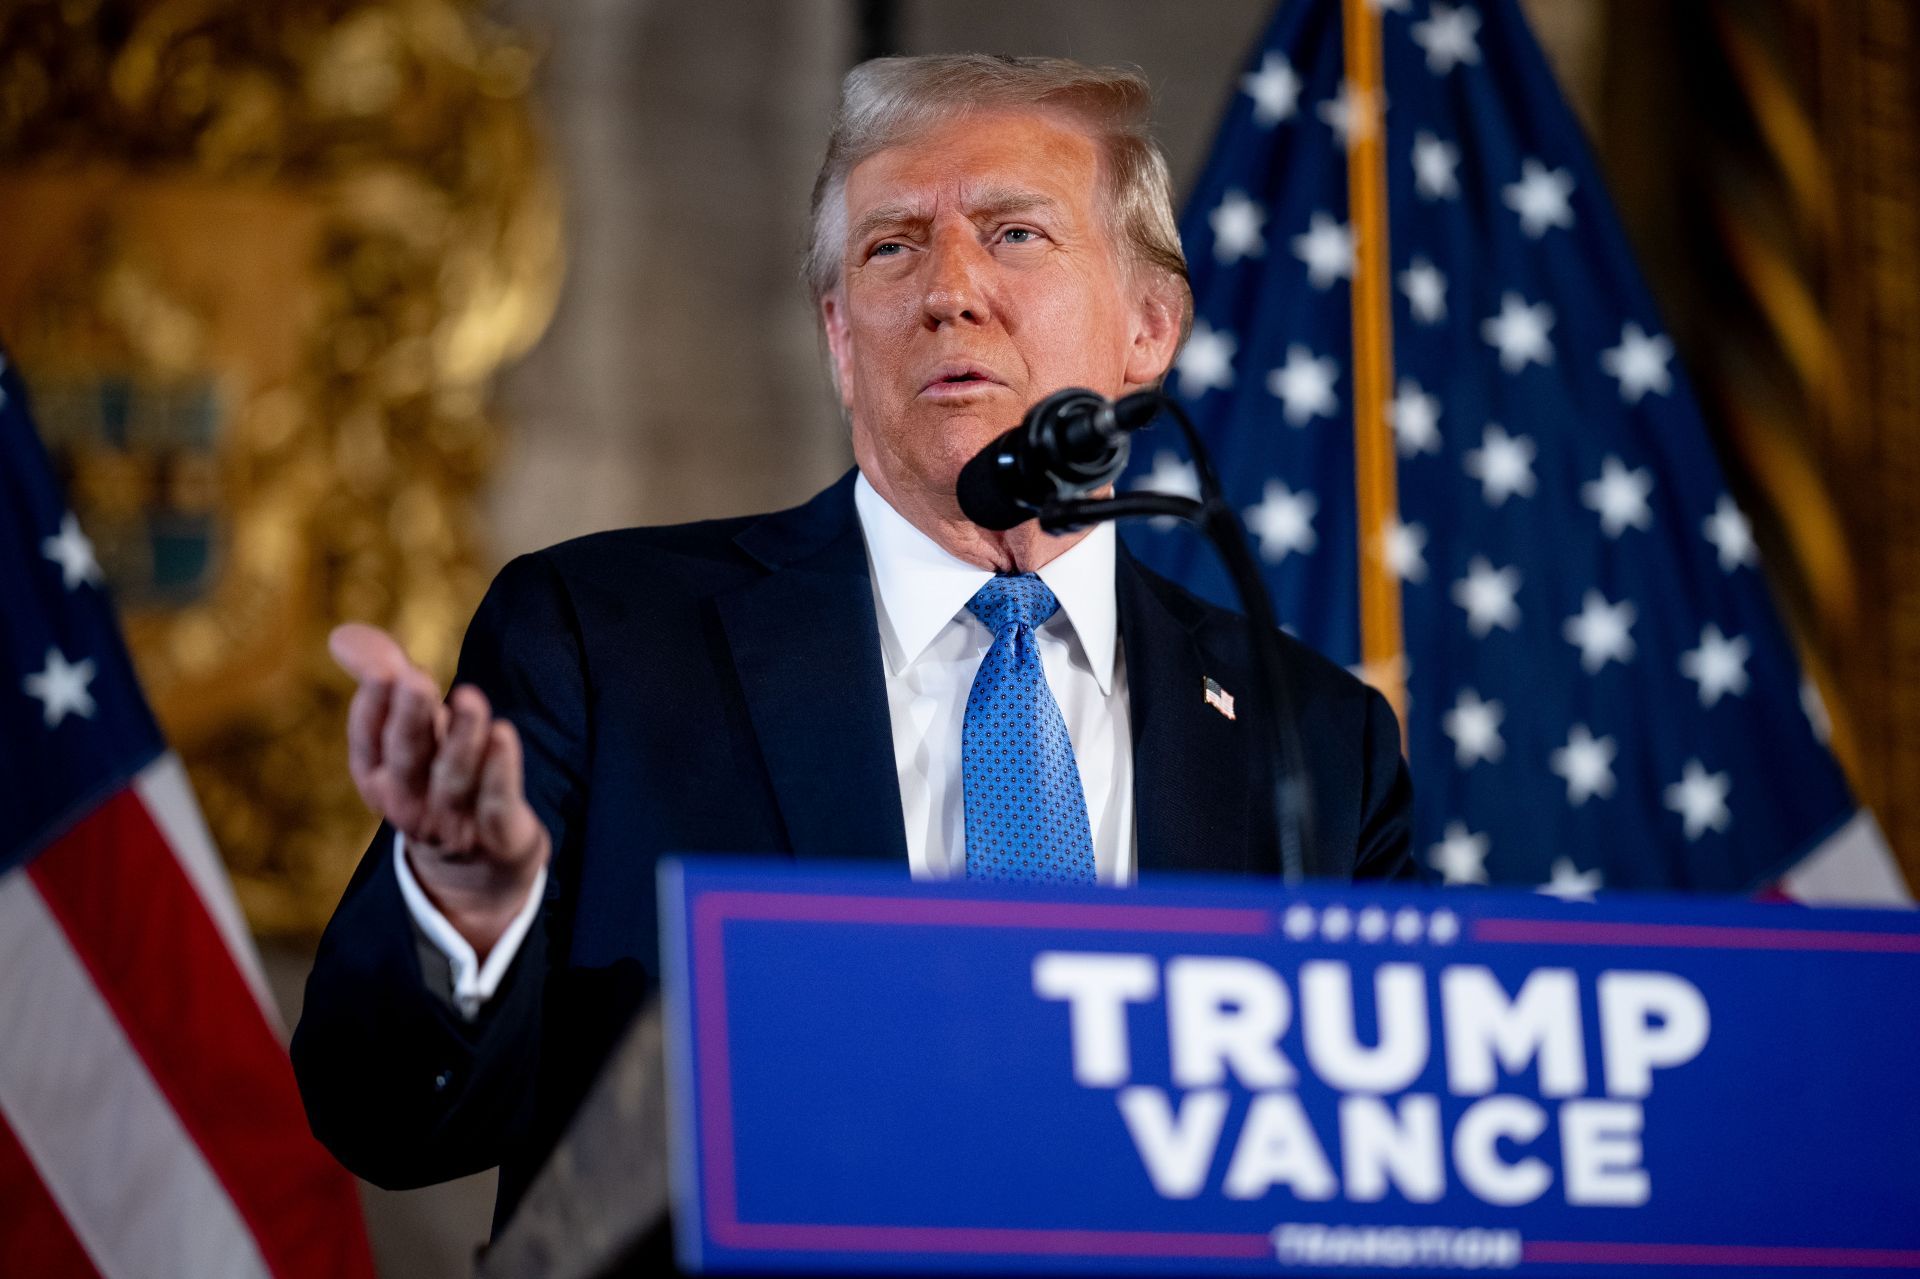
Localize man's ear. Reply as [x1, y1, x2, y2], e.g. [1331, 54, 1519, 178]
[1123, 275, 1187, 391]
[820, 292, 857, 410]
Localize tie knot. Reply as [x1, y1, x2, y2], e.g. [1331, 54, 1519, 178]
[967, 573, 1059, 637]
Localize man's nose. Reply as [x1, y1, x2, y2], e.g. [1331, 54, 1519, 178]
[921, 228, 994, 330]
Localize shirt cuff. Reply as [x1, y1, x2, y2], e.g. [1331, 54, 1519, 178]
[393, 831, 547, 1021]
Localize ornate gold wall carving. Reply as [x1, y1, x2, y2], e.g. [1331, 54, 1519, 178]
[0, 0, 561, 934]
[1815, 0, 1920, 882]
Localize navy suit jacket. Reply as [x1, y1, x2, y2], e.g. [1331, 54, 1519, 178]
[292, 471, 1414, 1228]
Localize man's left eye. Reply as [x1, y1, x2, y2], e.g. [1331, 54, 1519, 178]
[1001, 227, 1041, 244]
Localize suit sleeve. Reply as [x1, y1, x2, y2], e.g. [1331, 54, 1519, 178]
[1352, 684, 1421, 883]
[292, 552, 590, 1189]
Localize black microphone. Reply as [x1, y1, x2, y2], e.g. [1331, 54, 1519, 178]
[955, 387, 1162, 530]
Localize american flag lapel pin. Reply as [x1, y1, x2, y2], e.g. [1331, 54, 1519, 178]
[1203, 676, 1236, 720]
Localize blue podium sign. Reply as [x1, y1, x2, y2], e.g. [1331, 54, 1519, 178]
[658, 860, 1920, 1276]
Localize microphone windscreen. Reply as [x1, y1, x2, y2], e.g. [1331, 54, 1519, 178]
[955, 446, 1033, 531]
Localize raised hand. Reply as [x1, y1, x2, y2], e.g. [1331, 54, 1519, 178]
[329, 623, 550, 958]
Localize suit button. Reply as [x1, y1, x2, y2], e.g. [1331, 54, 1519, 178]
[434, 1068, 453, 1092]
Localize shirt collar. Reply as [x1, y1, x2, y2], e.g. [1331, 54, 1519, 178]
[853, 471, 1118, 694]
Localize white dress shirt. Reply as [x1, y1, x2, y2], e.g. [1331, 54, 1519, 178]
[397, 472, 1136, 1016]
[853, 473, 1136, 884]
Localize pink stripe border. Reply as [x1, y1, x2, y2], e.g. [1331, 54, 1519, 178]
[1474, 918, 1920, 954]
[1527, 1241, 1920, 1268]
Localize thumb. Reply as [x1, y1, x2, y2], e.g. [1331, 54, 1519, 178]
[328, 623, 414, 686]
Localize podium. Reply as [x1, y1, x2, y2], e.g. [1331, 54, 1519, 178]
[477, 1001, 671, 1278]
[485, 859, 1920, 1277]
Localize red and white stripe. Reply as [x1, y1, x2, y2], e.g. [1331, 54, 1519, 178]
[0, 753, 373, 1278]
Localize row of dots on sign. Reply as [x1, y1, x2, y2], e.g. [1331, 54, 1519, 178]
[1280, 903, 1462, 945]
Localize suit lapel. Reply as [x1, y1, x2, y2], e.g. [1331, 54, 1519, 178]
[716, 484, 1260, 876]
[1119, 550, 1257, 878]
[716, 474, 907, 864]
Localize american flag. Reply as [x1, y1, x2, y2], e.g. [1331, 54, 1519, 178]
[1124, 0, 1906, 901]
[0, 348, 373, 1276]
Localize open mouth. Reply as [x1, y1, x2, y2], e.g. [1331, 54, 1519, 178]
[922, 364, 1002, 396]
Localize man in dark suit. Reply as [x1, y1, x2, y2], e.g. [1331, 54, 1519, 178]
[293, 53, 1414, 1232]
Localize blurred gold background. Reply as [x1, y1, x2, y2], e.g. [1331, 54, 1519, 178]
[0, 0, 561, 934]
[4, 0, 1916, 1269]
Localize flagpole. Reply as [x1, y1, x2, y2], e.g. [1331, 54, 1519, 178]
[1342, 0, 1408, 736]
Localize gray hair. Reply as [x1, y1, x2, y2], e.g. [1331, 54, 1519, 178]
[806, 53, 1192, 330]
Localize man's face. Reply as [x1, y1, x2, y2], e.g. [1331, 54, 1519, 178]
[822, 110, 1177, 519]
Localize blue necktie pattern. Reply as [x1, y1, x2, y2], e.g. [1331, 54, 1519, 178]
[961, 574, 1098, 885]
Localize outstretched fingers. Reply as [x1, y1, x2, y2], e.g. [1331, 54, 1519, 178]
[476, 719, 545, 866]
[331, 621, 547, 897]
[421, 685, 491, 850]
[379, 671, 441, 830]
[345, 677, 395, 800]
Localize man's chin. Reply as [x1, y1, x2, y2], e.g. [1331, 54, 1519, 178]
[928, 395, 1021, 439]
[854, 404, 1022, 511]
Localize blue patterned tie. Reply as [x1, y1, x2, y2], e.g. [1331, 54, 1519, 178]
[962, 574, 1098, 884]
